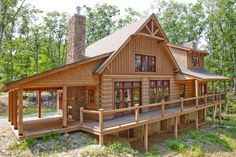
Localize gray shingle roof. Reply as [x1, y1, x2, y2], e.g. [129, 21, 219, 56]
[179, 64, 228, 80]
[85, 16, 150, 57]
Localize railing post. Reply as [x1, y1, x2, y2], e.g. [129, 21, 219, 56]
[180, 97, 184, 112]
[135, 104, 139, 122]
[99, 108, 104, 132]
[80, 107, 84, 125]
[161, 100, 165, 117]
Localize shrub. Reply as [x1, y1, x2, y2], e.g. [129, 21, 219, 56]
[106, 142, 137, 155]
[42, 132, 60, 141]
[80, 145, 108, 157]
[17, 139, 36, 150]
[166, 140, 186, 153]
[146, 145, 160, 157]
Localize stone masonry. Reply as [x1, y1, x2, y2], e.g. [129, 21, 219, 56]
[66, 13, 86, 64]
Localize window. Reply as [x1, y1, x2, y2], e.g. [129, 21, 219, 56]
[192, 56, 200, 67]
[135, 54, 156, 72]
[179, 84, 185, 98]
[149, 80, 170, 103]
[114, 81, 141, 116]
[88, 89, 95, 103]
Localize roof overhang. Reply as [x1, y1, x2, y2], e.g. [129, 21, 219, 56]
[0, 52, 111, 92]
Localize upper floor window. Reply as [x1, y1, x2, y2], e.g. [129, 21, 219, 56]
[192, 56, 200, 67]
[135, 54, 156, 72]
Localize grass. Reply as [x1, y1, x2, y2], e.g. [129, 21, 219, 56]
[143, 115, 236, 157]
[23, 107, 57, 115]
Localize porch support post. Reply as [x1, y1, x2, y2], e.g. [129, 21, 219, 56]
[99, 134, 104, 146]
[56, 90, 60, 112]
[38, 90, 42, 118]
[224, 80, 226, 98]
[204, 107, 207, 121]
[144, 124, 148, 152]
[13, 91, 17, 129]
[212, 106, 216, 124]
[175, 116, 178, 138]
[212, 81, 215, 102]
[18, 89, 23, 136]
[62, 86, 67, 128]
[8, 92, 12, 123]
[195, 80, 198, 107]
[196, 111, 199, 130]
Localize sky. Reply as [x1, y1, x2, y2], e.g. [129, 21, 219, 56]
[27, 0, 197, 15]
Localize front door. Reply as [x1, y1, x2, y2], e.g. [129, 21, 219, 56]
[87, 87, 96, 108]
[114, 81, 142, 117]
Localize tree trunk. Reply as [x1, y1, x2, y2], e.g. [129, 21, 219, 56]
[234, 52, 236, 94]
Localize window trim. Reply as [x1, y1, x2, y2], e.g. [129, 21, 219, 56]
[149, 80, 170, 103]
[192, 56, 200, 67]
[114, 81, 142, 110]
[135, 54, 156, 72]
[179, 84, 185, 98]
[88, 89, 95, 103]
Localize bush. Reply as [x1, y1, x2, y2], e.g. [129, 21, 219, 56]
[106, 142, 137, 155]
[42, 132, 60, 141]
[80, 145, 108, 157]
[166, 140, 186, 153]
[17, 139, 36, 150]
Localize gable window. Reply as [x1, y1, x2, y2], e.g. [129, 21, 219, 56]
[179, 84, 185, 98]
[88, 89, 95, 103]
[192, 56, 200, 67]
[150, 80, 170, 103]
[135, 54, 156, 72]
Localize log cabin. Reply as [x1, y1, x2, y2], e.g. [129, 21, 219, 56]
[0, 9, 229, 152]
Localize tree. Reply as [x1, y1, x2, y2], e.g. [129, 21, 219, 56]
[151, 0, 205, 45]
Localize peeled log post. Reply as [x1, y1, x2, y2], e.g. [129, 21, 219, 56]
[62, 86, 67, 128]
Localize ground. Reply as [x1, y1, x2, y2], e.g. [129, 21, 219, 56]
[1, 115, 236, 157]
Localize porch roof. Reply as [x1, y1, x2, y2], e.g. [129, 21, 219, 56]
[176, 65, 229, 80]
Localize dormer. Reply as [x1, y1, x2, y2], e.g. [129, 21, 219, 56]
[168, 42, 208, 70]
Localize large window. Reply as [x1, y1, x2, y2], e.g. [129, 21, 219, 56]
[150, 80, 170, 103]
[114, 81, 141, 116]
[192, 56, 200, 67]
[135, 54, 156, 72]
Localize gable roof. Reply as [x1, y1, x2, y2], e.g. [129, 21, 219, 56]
[0, 53, 111, 92]
[86, 14, 180, 74]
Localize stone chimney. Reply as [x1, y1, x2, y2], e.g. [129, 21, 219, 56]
[183, 41, 197, 49]
[67, 6, 86, 64]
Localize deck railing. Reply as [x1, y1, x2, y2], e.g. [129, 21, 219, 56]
[80, 93, 224, 132]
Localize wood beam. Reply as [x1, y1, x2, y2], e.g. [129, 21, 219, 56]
[13, 91, 17, 129]
[145, 25, 152, 35]
[153, 28, 160, 36]
[219, 103, 222, 125]
[138, 33, 165, 41]
[62, 86, 67, 127]
[18, 89, 23, 136]
[38, 90, 42, 118]
[212, 81, 215, 102]
[99, 134, 104, 146]
[224, 80, 226, 98]
[196, 111, 199, 130]
[144, 124, 148, 152]
[195, 80, 199, 107]
[175, 116, 178, 138]
[212, 106, 216, 124]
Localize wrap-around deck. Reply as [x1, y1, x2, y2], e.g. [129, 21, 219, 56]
[12, 93, 223, 153]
